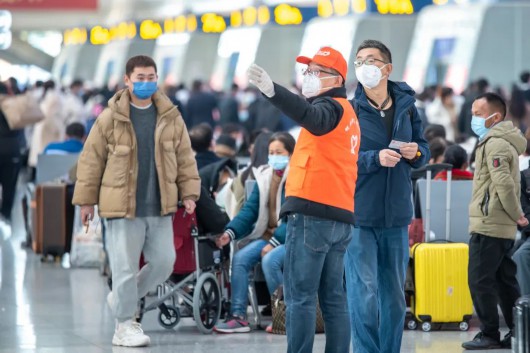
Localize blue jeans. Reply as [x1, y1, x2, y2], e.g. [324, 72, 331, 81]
[344, 226, 409, 353]
[284, 213, 353, 353]
[262, 245, 285, 295]
[230, 239, 268, 317]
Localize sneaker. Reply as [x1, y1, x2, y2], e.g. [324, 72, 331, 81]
[500, 330, 512, 349]
[214, 315, 251, 333]
[112, 320, 151, 347]
[462, 332, 501, 350]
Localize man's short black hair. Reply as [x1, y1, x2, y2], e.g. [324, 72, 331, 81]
[520, 71, 530, 84]
[475, 92, 507, 119]
[356, 39, 392, 64]
[125, 55, 157, 77]
[66, 122, 86, 140]
[189, 123, 213, 152]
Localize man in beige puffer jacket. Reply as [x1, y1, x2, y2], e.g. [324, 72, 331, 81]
[73, 55, 200, 347]
[463, 93, 528, 350]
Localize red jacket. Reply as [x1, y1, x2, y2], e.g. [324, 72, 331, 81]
[434, 169, 473, 181]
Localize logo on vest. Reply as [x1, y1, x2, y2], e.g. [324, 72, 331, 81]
[317, 50, 330, 57]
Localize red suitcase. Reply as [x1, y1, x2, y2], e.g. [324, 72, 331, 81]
[172, 208, 198, 274]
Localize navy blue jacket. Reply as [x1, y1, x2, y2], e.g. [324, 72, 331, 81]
[353, 81, 430, 228]
[225, 184, 287, 247]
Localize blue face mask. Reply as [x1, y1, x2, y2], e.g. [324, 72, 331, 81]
[132, 81, 157, 100]
[268, 155, 290, 170]
[471, 113, 496, 140]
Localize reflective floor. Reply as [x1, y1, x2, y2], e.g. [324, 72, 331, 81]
[0, 188, 510, 353]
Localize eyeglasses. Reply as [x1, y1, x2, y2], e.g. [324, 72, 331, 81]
[353, 58, 387, 68]
[302, 68, 336, 76]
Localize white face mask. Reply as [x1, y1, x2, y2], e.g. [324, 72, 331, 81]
[355, 64, 388, 89]
[301, 74, 338, 98]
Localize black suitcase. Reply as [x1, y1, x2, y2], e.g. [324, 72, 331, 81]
[513, 296, 530, 353]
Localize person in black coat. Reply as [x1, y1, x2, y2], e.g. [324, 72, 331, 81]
[199, 157, 238, 200]
[0, 81, 26, 222]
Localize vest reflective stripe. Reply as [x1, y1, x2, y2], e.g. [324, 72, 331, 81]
[286, 97, 360, 212]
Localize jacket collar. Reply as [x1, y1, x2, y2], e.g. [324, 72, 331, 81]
[354, 80, 416, 112]
[307, 86, 347, 103]
[108, 89, 178, 122]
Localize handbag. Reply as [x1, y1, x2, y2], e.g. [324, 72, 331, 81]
[271, 285, 325, 335]
[0, 93, 44, 130]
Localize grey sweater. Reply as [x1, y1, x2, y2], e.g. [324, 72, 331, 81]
[130, 103, 161, 217]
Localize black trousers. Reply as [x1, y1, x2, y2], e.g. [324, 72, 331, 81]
[468, 233, 521, 338]
[0, 154, 22, 220]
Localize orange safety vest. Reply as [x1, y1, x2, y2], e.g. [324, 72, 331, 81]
[286, 98, 360, 212]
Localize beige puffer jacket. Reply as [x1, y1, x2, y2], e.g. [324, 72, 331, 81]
[72, 89, 200, 218]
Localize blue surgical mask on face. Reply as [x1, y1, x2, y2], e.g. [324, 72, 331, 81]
[471, 113, 496, 140]
[268, 155, 290, 170]
[132, 81, 157, 100]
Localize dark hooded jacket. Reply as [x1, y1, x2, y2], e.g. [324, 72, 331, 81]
[352, 81, 430, 228]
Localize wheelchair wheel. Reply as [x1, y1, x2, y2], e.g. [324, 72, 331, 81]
[193, 272, 221, 334]
[158, 304, 180, 329]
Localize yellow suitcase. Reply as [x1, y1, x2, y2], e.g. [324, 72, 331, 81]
[409, 242, 474, 332]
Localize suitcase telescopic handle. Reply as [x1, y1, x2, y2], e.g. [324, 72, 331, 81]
[424, 163, 453, 242]
[422, 163, 453, 172]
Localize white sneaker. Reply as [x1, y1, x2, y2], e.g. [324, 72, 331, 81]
[112, 320, 151, 347]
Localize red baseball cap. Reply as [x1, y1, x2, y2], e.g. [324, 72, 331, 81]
[296, 46, 347, 80]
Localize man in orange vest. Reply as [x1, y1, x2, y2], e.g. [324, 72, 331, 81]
[247, 47, 360, 353]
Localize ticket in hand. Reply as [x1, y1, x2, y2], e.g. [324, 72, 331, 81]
[389, 140, 408, 149]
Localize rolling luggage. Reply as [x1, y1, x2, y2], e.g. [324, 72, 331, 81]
[34, 183, 75, 257]
[513, 296, 530, 353]
[408, 164, 473, 332]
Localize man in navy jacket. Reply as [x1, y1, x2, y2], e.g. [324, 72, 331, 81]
[345, 40, 429, 353]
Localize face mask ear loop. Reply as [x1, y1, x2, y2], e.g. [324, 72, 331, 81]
[486, 113, 499, 128]
[379, 64, 389, 82]
[320, 75, 340, 91]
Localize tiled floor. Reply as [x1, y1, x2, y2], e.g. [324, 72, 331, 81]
[0, 190, 511, 353]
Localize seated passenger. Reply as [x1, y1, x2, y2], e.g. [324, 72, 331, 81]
[44, 122, 85, 155]
[434, 144, 474, 180]
[213, 132, 295, 334]
[224, 131, 273, 219]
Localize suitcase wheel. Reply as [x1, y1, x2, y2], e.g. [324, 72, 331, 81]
[406, 319, 417, 330]
[459, 321, 470, 331]
[421, 322, 432, 332]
